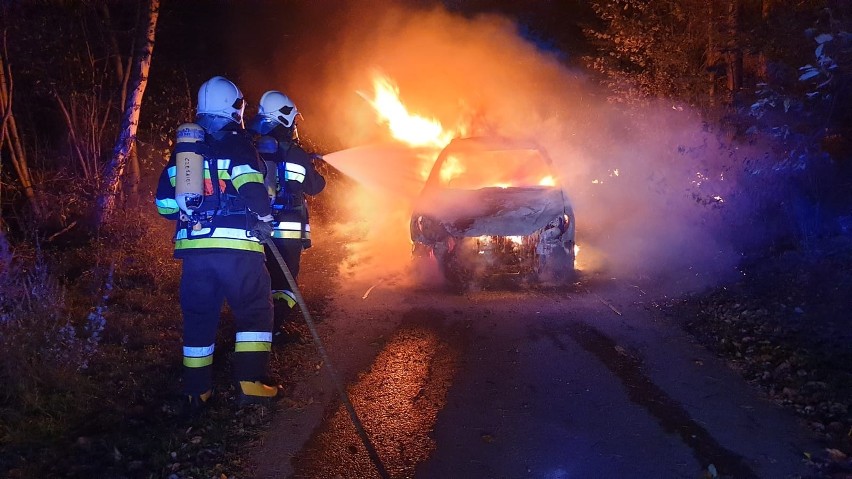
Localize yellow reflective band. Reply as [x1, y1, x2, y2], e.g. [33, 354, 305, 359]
[272, 290, 297, 308]
[271, 231, 302, 239]
[232, 172, 263, 190]
[176, 237, 264, 253]
[183, 355, 213, 368]
[234, 341, 272, 353]
[176, 226, 257, 241]
[158, 205, 179, 215]
[231, 164, 263, 190]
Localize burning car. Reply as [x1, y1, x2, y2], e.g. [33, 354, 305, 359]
[410, 137, 576, 284]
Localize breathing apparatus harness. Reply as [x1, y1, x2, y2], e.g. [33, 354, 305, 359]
[173, 125, 250, 239]
[273, 160, 304, 215]
[258, 137, 305, 219]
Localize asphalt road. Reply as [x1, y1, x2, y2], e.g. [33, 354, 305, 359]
[248, 257, 818, 478]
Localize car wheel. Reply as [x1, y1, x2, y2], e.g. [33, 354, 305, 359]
[437, 238, 472, 289]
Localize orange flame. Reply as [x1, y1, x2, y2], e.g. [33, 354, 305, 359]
[360, 73, 454, 149]
[440, 154, 466, 185]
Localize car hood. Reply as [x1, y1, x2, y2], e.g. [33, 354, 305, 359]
[415, 186, 568, 237]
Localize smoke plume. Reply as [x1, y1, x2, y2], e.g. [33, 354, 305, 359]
[236, 1, 747, 293]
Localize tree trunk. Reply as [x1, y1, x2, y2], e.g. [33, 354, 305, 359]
[124, 143, 141, 207]
[708, 0, 717, 105]
[757, 0, 776, 82]
[0, 48, 40, 218]
[726, 0, 743, 104]
[102, 1, 141, 204]
[96, 0, 159, 226]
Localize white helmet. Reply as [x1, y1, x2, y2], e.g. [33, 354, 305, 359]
[258, 90, 298, 128]
[197, 76, 245, 124]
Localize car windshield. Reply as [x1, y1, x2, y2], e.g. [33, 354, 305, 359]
[436, 148, 555, 190]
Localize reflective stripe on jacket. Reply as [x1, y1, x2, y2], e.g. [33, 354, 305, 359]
[154, 126, 271, 257]
[264, 141, 326, 242]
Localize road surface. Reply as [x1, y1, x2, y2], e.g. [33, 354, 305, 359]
[248, 247, 818, 478]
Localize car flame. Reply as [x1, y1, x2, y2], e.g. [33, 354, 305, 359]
[359, 73, 454, 149]
[539, 175, 556, 186]
[355, 73, 581, 273]
[440, 154, 466, 184]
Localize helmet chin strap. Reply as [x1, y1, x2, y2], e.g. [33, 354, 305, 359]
[269, 123, 296, 142]
[196, 114, 236, 133]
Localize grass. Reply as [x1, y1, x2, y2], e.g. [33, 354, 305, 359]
[0, 207, 198, 478]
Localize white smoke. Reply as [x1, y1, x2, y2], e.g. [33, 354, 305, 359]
[239, 1, 746, 293]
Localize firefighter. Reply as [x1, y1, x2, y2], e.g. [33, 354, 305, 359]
[154, 76, 280, 414]
[246, 90, 326, 344]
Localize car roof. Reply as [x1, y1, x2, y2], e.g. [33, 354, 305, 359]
[440, 136, 545, 154]
[422, 136, 556, 192]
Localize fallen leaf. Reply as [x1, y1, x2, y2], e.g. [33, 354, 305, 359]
[826, 448, 848, 461]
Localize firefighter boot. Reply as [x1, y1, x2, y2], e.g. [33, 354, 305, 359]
[236, 380, 281, 407]
[273, 300, 301, 346]
[272, 299, 293, 331]
[182, 389, 213, 421]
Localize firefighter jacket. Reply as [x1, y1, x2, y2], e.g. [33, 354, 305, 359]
[261, 140, 326, 243]
[155, 124, 272, 256]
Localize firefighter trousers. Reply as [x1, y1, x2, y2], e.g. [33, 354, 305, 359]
[264, 238, 303, 325]
[179, 251, 273, 396]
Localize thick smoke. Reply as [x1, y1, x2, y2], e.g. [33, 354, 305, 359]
[237, 1, 747, 293]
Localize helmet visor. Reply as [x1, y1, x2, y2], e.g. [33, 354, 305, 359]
[232, 97, 246, 123]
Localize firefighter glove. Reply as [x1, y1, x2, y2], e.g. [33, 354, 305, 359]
[251, 215, 274, 243]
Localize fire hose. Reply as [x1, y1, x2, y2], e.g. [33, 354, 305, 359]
[264, 239, 391, 479]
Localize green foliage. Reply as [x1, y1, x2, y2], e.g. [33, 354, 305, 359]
[585, 0, 713, 106]
[0, 231, 100, 463]
[0, 206, 186, 476]
[585, 0, 852, 174]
